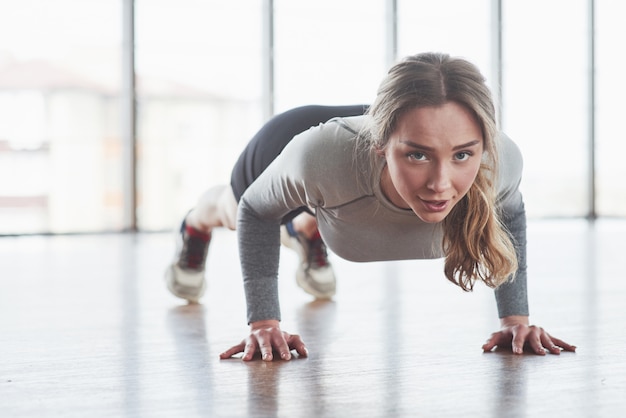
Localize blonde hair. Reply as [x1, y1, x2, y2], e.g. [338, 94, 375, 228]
[363, 52, 518, 290]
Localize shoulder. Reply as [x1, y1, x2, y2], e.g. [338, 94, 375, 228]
[279, 115, 368, 174]
[497, 132, 523, 182]
[495, 133, 524, 207]
[272, 115, 372, 207]
[291, 114, 366, 148]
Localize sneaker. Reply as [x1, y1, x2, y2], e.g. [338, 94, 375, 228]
[280, 222, 336, 299]
[164, 217, 211, 303]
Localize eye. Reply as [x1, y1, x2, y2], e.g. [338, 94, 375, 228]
[408, 152, 427, 161]
[454, 151, 472, 161]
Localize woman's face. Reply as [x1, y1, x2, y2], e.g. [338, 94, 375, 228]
[379, 101, 484, 223]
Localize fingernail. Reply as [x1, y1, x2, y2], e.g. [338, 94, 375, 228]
[281, 352, 291, 360]
[262, 353, 271, 361]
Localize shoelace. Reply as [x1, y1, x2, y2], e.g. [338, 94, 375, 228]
[180, 226, 210, 271]
[307, 235, 329, 269]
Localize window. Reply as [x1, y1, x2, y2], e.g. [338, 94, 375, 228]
[273, 0, 386, 112]
[502, 0, 588, 217]
[398, 0, 492, 82]
[135, 0, 263, 230]
[596, 0, 626, 216]
[0, 1, 621, 235]
[0, 0, 123, 233]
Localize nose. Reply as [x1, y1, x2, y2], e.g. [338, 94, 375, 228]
[426, 162, 451, 193]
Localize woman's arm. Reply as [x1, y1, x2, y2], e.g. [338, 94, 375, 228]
[237, 198, 284, 324]
[221, 125, 332, 360]
[486, 134, 575, 354]
[494, 200, 529, 318]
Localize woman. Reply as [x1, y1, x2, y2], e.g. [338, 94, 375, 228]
[165, 52, 576, 361]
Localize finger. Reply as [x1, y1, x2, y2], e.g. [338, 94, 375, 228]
[511, 326, 531, 355]
[288, 334, 308, 357]
[242, 340, 259, 362]
[550, 336, 577, 352]
[540, 333, 562, 355]
[524, 326, 547, 356]
[256, 333, 274, 362]
[272, 332, 292, 361]
[219, 342, 246, 359]
[482, 333, 501, 352]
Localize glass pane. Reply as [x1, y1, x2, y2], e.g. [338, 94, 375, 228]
[502, 0, 588, 217]
[596, 0, 626, 216]
[135, 0, 263, 230]
[397, 0, 492, 85]
[0, 0, 123, 233]
[273, 0, 386, 112]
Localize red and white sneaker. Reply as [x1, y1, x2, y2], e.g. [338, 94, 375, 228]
[164, 218, 211, 303]
[280, 221, 336, 299]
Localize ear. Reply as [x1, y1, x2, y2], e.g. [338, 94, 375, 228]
[374, 145, 386, 157]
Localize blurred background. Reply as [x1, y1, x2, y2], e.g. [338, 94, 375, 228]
[0, 0, 624, 235]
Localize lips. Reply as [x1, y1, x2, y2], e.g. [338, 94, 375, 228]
[420, 199, 450, 212]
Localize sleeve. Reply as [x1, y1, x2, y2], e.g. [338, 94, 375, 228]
[493, 133, 530, 318]
[236, 133, 312, 324]
[237, 199, 284, 323]
[494, 200, 529, 317]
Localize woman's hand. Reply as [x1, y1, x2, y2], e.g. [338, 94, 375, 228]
[219, 319, 308, 361]
[482, 315, 577, 355]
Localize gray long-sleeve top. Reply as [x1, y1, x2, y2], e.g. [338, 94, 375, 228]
[237, 115, 528, 324]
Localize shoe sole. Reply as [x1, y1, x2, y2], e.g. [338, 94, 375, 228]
[295, 267, 336, 299]
[164, 264, 206, 303]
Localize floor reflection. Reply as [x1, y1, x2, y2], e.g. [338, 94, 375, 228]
[120, 235, 140, 415]
[245, 360, 283, 416]
[295, 300, 337, 416]
[490, 351, 528, 418]
[166, 304, 215, 416]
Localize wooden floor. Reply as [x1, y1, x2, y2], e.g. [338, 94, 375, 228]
[2, 219, 625, 417]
